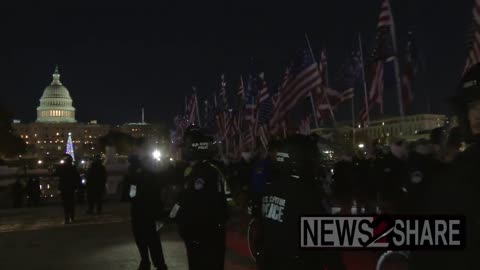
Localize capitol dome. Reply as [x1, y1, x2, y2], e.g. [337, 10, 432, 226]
[36, 66, 76, 123]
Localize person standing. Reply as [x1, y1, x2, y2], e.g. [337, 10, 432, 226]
[126, 154, 168, 270]
[86, 156, 107, 214]
[11, 178, 24, 208]
[26, 176, 41, 207]
[410, 63, 480, 270]
[55, 154, 81, 224]
[257, 134, 345, 270]
[172, 127, 230, 270]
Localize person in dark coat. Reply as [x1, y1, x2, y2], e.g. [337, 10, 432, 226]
[11, 178, 24, 208]
[410, 63, 480, 270]
[86, 156, 107, 214]
[126, 154, 168, 270]
[332, 156, 355, 213]
[374, 139, 410, 213]
[55, 154, 81, 224]
[26, 176, 41, 207]
[172, 127, 230, 270]
[257, 135, 345, 270]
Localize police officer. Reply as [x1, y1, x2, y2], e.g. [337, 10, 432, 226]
[257, 134, 345, 270]
[126, 154, 168, 270]
[410, 64, 480, 270]
[86, 155, 107, 214]
[172, 127, 230, 270]
[55, 154, 81, 224]
[373, 138, 409, 213]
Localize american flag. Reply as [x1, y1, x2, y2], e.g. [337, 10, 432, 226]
[269, 68, 290, 136]
[313, 48, 342, 122]
[203, 100, 210, 129]
[225, 110, 232, 137]
[237, 76, 246, 101]
[401, 32, 417, 112]
[256, 73, 273, 150]
[464, 0, 480, 73]
[244, 75, 257, 125]
[299, 115, 312, 135]
[359, 62, 384, 124]
[358, 0, 393, 125]
[185, 94, 197, 125]
[341, 88, 355, 101]
[270, 50, 322, 132]
[219, 74, 228, 110]
[257, 73, 270, 105]
[215, 111, 226, 139]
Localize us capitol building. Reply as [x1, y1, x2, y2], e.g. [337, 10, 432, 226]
[12, 66, 160, 158]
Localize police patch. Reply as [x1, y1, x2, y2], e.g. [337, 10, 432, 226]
[194, 178, 205, 190]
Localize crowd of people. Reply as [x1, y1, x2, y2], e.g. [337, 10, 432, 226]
[7, 64, 480, 270]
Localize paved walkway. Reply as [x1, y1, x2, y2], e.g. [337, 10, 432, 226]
[0, 203, 255, 270]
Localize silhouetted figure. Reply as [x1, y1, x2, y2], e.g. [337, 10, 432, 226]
[86, 156, 107, 214]
[55, 154, 81, 224]
[126, 155, 168, 270]
[11, 178, 24, 208]
[410, 63, 480, 270]
[26, 176, 41, 207]
[174, 127, 230, 270]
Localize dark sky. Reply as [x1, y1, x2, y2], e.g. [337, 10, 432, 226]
[0, 1, 474, 126]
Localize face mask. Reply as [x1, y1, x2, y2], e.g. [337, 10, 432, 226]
[468, 100, 480, 135]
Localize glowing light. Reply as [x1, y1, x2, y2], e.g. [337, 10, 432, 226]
[60, 160, 65, 164]
[47, 184, 50, 189]
[152, 150, 161, 160]
[169, 157, 174, 162]
[81, 160, 85, 164]
[82, 179, 86, 184]
[38, 160, 43, 165]
[358, 143, 365, 149]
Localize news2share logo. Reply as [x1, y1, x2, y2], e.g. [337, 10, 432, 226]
[300, 215, 465, 250]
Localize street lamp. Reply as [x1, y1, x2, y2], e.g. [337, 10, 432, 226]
[38, 160, 43, 165]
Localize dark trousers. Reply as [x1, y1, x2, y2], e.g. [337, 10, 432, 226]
[131, 216, 167, 269]
[62, 193, 75, 222]
[87, 190, 103, 214]
[182, 224, 226, 270]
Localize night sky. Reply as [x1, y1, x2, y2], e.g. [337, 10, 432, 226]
[0, 1, 474, 126]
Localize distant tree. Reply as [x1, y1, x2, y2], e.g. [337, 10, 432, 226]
[0, 106, 26, 159]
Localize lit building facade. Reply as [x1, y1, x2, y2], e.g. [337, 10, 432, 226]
[311, 114, 449, 154]
[12, 66, 109, 158]
[36, 66, 76, 123]
[355, 114, 448, 143]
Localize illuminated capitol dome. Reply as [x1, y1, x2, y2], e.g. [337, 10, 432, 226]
[36, 66, 76, 123]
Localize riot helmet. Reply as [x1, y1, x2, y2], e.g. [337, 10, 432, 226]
[273, 134, 319, 180]
[182, 126, 215, 161]
[452, 63, 480, 141]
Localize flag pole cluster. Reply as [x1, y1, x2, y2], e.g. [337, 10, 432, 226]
[171, 0, 446, 156]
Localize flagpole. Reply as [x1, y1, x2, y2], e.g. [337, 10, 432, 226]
[387, 0, 405, 117]
[305, 33, 337, 127]
[358, 33, 370, 126]
[193, 87, 201, 127]
[351, 94, 356, 149]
